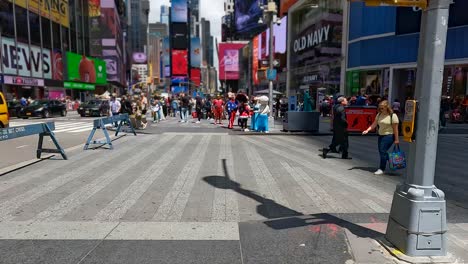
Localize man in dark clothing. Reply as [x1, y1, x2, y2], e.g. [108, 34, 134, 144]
[120, 96, 133, 115]
[180, 93, 190, 123]
[323, 97, 350, 159]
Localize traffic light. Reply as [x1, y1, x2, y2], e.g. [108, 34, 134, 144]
[351, 0, 427, 9]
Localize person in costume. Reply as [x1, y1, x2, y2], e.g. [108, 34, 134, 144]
[256, 95, 270, 133]
[212, 95, 224, 125]
[251, 97, 260, 131]
[226, 92, 238, 129]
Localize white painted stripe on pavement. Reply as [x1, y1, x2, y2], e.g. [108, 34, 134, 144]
[0, 136, 152, 221]
[243, 141, 291, 208]
[162, 132, 229, 136]
[224, 136, 240, 222]
[0, 221, 240, 241]
[153, 135, 211, 221]
[107, 222, 240, 241]
[0, 221, 118, 240]
[31, 136, 171, 222]
[66, 127, 94, 133]
[280, 161, 342, 213]
[94, 135, 192, 222]
[241, 137, 393, 203]
[211, 136, 239, 222]
[15, 145, 29, 149]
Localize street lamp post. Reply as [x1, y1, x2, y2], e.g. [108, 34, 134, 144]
[385, 0, 452, 258]
[259, 0, 279, 118]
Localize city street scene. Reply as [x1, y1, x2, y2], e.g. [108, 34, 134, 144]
[1, 0, 468, 263]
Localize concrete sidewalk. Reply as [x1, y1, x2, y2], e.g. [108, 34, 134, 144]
[0, 132, 466, 263]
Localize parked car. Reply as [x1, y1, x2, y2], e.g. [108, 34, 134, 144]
[19, 100, 67, 119]
[0, 92, 9, 128]
[7, 100, 23, 117]
[77, 99, 109, 117]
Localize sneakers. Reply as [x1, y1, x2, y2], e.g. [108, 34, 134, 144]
[196, 121, 200, 124]
[374, 169, 384, 175]
[244, 128, 250, 132]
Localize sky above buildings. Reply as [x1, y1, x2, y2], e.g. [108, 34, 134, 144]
[150, 0, 224, 42]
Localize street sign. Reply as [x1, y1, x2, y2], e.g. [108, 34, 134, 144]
[267, 69, 277, 81]
[351, 0, 427, 9]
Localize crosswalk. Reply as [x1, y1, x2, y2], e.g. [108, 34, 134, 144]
[9, 121, 95, 134]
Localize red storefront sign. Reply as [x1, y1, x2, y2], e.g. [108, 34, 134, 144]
[345, 106, 378, 132]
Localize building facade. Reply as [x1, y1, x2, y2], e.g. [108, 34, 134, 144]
[0, 0, 116, 101]
[346, 1, 468, 107]
[129, 0, 149, 53]
[148, 23, 168, 92]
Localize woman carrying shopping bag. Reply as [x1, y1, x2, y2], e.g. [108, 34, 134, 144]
[362, 100, 400, 175]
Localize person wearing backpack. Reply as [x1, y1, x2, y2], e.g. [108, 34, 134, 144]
[362, 100, 400, 175]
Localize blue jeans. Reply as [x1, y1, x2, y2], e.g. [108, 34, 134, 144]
[378, 135, 394, 171]
[180, 107, 188, 122]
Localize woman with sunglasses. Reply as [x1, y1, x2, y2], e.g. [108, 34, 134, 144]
[362, 100, 400, 175]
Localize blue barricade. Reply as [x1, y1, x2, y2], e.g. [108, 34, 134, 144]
[84, 113, 136, 150]
[0, 122, 67, 160]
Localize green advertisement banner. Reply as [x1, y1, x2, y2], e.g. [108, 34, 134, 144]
[65, 52, 107, 84]
[64, 81, 96, 90]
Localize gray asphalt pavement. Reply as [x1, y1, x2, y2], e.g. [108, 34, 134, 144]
[0, 116, 467, 263]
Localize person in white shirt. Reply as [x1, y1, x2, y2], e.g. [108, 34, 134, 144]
[110, 96, 121, 127]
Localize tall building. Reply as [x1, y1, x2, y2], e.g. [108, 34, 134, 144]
[189, 0, 200, 37]
[148, 23, 169, 91]
[160, 5, 170, 25]
[200, 18, 214, 67]
[129, 0, 150, 53]
[0, 0, 118, 101]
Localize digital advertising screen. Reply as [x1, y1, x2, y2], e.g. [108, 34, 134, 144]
[190, 37, 201, 67]
[65, 52, 107, 84]
[171, 0, 188, 23]
[280, 0, 298, 16]
[224, 50, 239, 72]
[171, 50, 188, 75]
[218, 43, 246, 80]
[235, 0, 267, 36]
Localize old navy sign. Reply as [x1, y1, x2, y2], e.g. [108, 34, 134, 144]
[0, 37, 52, 79]
[293, 25, 331, 53]
[4, 75, 45, 86]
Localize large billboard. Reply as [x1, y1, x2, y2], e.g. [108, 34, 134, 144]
[103, 49, 120, 82]
[163, 37, 170, 66]
[218, 43, 246, 81]
[235, 0, 267, 36]
[171, 0, 188, 23]
[65, 52, 107, 84]
[0, 37, 52, 79]
[10, 0, 69, 27]
[252, 36, 259, 85]
[190, 38, 201, 67]
[172, 50, 188, 75]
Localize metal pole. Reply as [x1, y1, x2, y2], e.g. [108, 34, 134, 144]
[268, 10, 274, 118]
[385, 0, 452, 257]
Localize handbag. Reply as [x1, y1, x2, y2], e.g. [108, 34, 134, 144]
[388, 145, 406, 170]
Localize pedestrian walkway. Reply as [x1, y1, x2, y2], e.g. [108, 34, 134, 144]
[0, 133, 467, 263]
[9, 121, 95, 134]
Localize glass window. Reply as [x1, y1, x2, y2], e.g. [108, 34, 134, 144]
[70, 29, 77, 52]
[61, 26, 69, 51]
[15, 5, 29, 44]
[41, 17, 52, 49]
[52, 22, 61, 50]
[29, 11, 41, 46]
[0, 1, 15, 38]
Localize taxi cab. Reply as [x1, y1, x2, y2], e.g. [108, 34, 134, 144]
[0, 92, 9, 128]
